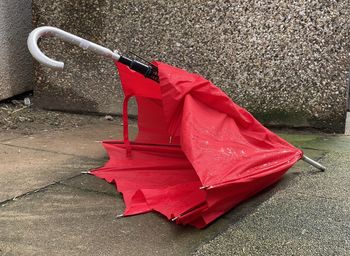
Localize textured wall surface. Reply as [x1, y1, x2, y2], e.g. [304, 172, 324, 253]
[0, 0, 33, 100]
[33, 1, 350, 132]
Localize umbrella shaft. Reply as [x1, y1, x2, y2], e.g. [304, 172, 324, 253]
[302, 155, 326, 171]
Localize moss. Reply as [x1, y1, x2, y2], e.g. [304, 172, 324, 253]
[253, 109, 309, 127]
[252, 109, 346, 133]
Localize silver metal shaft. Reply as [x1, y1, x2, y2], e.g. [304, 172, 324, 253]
[302, 155, 326, 171]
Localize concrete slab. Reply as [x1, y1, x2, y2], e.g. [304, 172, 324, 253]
[193, 152, 350, 256]
[0, 144, 102, 202]
[280, 151, 350, 200]
[1, 123, 348, 255]
[0, 149, 335, 256]
[0, 119, 137, 202]
[2, 123, 137, 160]
[0, 184, 235, 256]
[193, 194, 350, 255]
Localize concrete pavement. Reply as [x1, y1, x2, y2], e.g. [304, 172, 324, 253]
[0, 118, 349, 255]
[193, 151, 350, 255]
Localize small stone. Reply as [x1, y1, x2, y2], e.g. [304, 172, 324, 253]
[24, 97, 31, 106]
[18, 116, 26, 122]
[104, 115, 114, 121]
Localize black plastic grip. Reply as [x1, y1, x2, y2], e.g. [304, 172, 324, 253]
[118, 55, 159, 82]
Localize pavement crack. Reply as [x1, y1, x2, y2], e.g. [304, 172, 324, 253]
[0, 173, 83, 207]
[0, 142, 105, 162]
[0, 173, 119, 208]
[315, 151, 328, 165]
[0, 137, 18, 143]
[301, 146, 328, 152]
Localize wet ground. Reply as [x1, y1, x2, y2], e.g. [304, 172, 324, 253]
[0, 104, 349, 255]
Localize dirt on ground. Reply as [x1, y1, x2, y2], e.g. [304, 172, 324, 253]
[0, 93, 324, 137]
[0, 94, 121, 136]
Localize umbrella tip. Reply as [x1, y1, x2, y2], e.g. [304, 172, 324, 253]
[116, 214, 124, 219]
[171, 216, 179, 221]
[199, 185, 213, 190]
[81, 171, 91, 174]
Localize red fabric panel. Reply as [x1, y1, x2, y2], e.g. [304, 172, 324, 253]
[116, 61, 180, 145]
[135, 97, 175, 144]
[92, 141, 205, 219]
[155, 61, 302, 188]
[115, 61, 160, 99]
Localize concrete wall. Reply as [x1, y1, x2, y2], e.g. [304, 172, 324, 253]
[0, 0, 33, 100]
[33, 0, 350, 132]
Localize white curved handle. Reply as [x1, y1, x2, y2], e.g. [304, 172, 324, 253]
[27, 26, 120, 70]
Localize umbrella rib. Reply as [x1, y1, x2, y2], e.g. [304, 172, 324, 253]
[171, 202, 207, 221]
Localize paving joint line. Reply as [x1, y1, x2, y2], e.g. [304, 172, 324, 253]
[300, 146, 329, 152]
[0, 142, 105, 161]
[0, 173, 83, 207]
[0, 131, 63, 144]
[0, 135, 23, 143]
[0, 122, 116, 141]
[316, 151, 328, 162]
[0, 173, 119, 208]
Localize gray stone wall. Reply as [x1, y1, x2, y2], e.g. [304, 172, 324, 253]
[0, 0, 33, 100]
[33, 0, 350, 132]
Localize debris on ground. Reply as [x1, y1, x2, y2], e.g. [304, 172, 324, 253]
[23, 97, 31, 106]
[0, 94, 120, 135]
[104, 115, 114, 121]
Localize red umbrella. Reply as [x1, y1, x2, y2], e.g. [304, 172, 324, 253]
[28, 26, 326, 228]
[91, 61, 303, 228]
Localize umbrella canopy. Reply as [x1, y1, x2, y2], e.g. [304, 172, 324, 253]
[91, 61, 303, 228]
